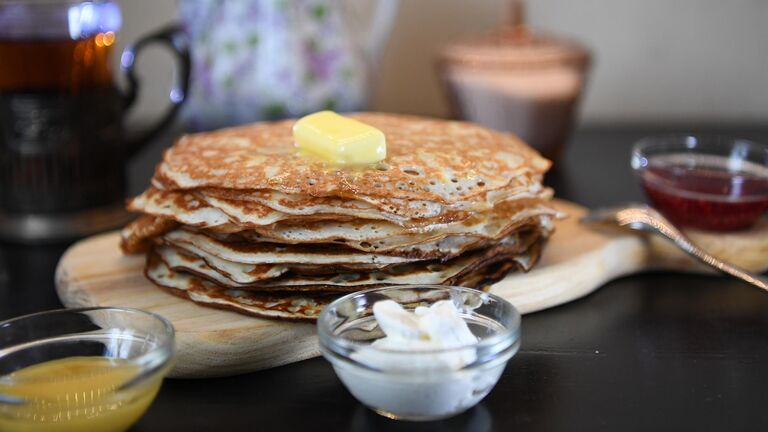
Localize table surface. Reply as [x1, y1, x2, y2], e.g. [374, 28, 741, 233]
[2, 125, 768, 431]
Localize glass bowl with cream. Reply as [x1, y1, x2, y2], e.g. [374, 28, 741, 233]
[317, 285, 521, 421]
[0, 307, 174, 432]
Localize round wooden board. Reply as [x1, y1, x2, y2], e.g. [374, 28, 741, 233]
[55, 200, 768, 378]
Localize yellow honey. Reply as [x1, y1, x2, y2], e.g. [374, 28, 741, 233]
[293, 111, 386, 165]
[0, 356, 163, 432]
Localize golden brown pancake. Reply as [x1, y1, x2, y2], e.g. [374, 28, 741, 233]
[154, 113, 550, 203]
[155, 231, 541, 291]
[123, 113, 559, 320]
[120, 215, 177, 254]
[144, 241, 541, 321]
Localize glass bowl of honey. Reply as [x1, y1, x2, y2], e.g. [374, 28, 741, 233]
[632, 135, 768, 231]
[0, 307, 174, 432]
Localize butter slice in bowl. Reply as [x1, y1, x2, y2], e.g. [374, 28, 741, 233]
[318, 285, 521, 422]
[293, 111, 386, 165]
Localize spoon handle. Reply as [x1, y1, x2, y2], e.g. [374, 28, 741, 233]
[635, 208, 768, 291]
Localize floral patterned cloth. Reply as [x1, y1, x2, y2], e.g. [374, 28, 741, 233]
[178, 0, 368, 131]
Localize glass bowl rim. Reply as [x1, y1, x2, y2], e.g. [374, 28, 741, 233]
[317, 285, 521, 356]
[0, 306, 175, 376]
[632, 133, 768, 158]
[631, 134, 768, 201]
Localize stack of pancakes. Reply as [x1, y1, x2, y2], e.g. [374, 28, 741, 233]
[121, 113, 559, 320]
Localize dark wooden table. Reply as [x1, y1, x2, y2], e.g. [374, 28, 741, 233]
[2, 126, 768, 431]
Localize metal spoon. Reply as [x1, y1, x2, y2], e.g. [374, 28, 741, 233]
[582, 204, 768, 292]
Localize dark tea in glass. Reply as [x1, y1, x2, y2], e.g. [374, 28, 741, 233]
[0, 0, 189, 242]
[0, 27, 124, 214]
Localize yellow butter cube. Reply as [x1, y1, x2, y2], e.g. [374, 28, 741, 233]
[293, 111, 386, 165]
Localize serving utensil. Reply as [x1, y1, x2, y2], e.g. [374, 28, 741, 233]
[582, 204, 768, 292]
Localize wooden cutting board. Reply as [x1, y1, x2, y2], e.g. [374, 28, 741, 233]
[55, 200, 768, 378]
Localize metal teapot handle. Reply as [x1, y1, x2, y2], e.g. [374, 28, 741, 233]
[120, 25, 191, 158]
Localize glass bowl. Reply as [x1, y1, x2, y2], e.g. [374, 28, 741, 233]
[317, 285, 521, 422]
[631, 135, 768, 231]
[0, 307, 175, 432]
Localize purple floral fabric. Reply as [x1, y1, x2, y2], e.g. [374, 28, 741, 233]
[178, 0, 368, 131]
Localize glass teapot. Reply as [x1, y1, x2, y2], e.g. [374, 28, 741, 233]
[177, 0, 399, 131]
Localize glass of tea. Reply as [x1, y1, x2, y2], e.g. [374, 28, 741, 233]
[631, 135, 768, 231]
[0, 0, 190, 242]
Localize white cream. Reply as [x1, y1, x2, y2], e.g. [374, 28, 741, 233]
[334, 300, 503, 420]
[351, 300, 478, 371]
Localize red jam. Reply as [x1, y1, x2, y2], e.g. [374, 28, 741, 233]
[640, 155, 768, 231]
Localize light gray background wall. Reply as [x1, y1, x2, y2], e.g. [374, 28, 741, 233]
[115, 0, 768, 126]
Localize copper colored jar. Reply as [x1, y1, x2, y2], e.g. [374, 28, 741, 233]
[438, 26, 591, 162]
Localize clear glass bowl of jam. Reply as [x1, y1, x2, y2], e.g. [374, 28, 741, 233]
[631, 135, 768, 231]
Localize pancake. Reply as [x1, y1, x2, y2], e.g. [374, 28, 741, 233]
[125, 112, 559, 321]
[198, 188, 438, 221]
[233, 201, 557, 252]
[124, 190, 555, 253]
[129, 188, 281, 227]
[163, 229, 415, 265]
[198, 193, 410, 226]
[145, 252, 334, 320]
[145, 239, 540, 321]
[201, 185, 553, 229]
[158, 244, 291, 283]
[159, 241, 395, 285]
[163, 214, 548, 265]
[131, 187, 464, 230]
[128, 188, 233, 227]
[155, 232, 540, 290]
[121, 215, 178, 254]
[195, 178, 547, 220]
[154, 113, 550, 203]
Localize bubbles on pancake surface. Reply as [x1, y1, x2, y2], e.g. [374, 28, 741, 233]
[402, 167, 424, 176]
[157, 113, 549, 203]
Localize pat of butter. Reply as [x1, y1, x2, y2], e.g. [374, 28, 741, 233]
[293, 111, 386, 165]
